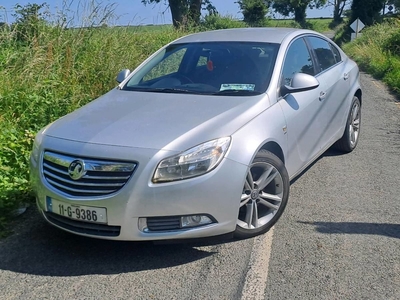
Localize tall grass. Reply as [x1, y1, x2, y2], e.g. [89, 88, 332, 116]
[342, 18, 400, 94]
[0, 11, 188, 235]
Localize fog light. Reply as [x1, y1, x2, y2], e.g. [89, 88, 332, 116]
[138, 218, 147, 231]
[181, 215, 212, 228]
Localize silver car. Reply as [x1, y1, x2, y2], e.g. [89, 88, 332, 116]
[30, 28, 361, 241]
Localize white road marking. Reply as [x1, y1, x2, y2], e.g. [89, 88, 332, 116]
[240, 227, 274, 299]
[371, 80, 383, 90]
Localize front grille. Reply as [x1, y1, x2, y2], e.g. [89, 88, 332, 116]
[147, 216, 181, 231]
[44, 212, 121, 237]
[42, 151, 136, 197]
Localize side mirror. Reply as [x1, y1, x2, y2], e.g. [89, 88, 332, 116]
[281, 73, 319, 97]
[116, 69, 131, 83]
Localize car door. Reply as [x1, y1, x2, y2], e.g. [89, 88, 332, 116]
[278, 37, 326, 176]
[306, 36, 350, 148]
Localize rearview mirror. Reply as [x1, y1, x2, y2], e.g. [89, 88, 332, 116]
[116, 69, 131, 83]
[281, 73, 319, 97]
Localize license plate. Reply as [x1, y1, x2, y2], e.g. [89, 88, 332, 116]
[46, 196, 107, 224]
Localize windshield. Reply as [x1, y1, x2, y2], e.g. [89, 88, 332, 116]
[123, 42, 279, 95]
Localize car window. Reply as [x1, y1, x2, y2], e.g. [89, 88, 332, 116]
[308, 37, 337, 72]
[124, 42, 279, 95]
[143, 48, 187, 82]
[330, 44, 341, 63]
[282, 38, 315, 86]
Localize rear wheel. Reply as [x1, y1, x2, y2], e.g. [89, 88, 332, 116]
[335, 96, 361, 152]
[235, 150, 289, 239]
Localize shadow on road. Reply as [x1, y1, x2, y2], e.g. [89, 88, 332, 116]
[0, 209, 221, 277]
[299, 221, 400, 239]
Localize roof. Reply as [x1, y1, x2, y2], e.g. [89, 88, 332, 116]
[172, 28, 315, 44]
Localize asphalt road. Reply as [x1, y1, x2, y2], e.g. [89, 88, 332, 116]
[0, 73, 399, 299]
[264, 74, 400, 299]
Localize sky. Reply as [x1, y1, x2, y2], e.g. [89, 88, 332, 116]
[0, 0, 335, 26]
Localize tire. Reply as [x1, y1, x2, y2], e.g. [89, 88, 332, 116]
[334, 96, 361, 153]
[234, 150, 290, 239]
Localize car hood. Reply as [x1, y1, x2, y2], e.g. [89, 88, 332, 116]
[45, 89, 270, 151]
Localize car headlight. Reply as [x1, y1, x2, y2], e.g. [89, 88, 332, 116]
[153, 137, 231, 183]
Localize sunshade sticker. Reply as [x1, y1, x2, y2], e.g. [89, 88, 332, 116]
[220, 84, 256, 91]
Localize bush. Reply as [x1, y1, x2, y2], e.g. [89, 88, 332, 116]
[0, 123, 35, 237]
[384, 29, 400, 57]
[384, 60, 400, 93]
[237, 0, 269, 27]
[200, 14, 245, 30]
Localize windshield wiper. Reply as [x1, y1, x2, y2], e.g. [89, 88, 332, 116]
[151, 88, 194, 93]
[212, 89, 261, 96]
[124, 87, 193, 94]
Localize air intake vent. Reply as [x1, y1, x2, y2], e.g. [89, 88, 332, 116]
[147, 216, 181, 231]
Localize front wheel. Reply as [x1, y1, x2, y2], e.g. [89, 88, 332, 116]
[235, 150, 290, 239]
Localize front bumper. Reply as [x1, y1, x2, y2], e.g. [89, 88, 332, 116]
[30, 137, 247, 241]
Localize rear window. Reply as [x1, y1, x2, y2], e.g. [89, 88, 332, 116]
[330, 44, 342, 63]
[307, 37, 337, 72]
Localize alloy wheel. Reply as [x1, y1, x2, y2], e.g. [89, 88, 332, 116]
[237, 161, 284, 230]
[349, 101, 361, 147]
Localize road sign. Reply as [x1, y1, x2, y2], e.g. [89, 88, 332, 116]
[350, 18, 365, 33]
[350, 18, 365, 41]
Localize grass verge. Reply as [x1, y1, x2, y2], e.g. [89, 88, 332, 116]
[342, 18, 400, 95]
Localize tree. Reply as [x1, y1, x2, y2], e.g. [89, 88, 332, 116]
[237, 0, 269, 26]
[349, 0, 385, 26]
[272, 0, 327, 26]
[141, 0, 216, 28]
[326, 0, 349, 22]
[12, 3, 49, 42]
[394, 0, 400, 12]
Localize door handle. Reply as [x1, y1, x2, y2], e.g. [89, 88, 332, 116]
[319, 91, 327, 101]
[344, 72, 349, 80]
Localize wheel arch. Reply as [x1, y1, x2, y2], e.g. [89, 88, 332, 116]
[355, 88, 362, 105]
[259, 141, 285, 164]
